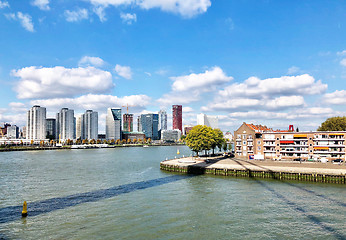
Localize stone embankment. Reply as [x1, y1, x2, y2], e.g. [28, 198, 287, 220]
[160, 156, 346, 184]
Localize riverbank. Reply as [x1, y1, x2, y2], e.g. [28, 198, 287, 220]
[0, 143, 184, 152]
[160, 156, 346, 184]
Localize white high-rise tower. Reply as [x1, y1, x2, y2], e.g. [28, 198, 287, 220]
[56, 108, 75, 141]
[26, 105, 46, 140]
[106, 108, 121, 140]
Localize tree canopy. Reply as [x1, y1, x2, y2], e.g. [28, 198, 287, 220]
[317, 116, 346, 131]
[185, 125, 225, 156]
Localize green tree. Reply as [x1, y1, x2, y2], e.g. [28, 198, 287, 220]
[210, 128, 225, 155]
[222, 142, 228, 152]
[318, 116, 346, 131]
[180, 135, 186, 142]
[186, 125, 215, 156]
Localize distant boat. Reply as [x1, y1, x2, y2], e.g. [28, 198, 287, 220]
[143, 145, 149, 148]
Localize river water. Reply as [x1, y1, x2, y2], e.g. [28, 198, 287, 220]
[0, 146, 345, 239]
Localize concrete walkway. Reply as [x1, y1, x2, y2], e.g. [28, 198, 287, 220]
[162, 156, 346, 175]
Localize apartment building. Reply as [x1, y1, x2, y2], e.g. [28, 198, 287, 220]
[262, 132, 345, 160]
[234, 122, 273, 158]
[234, 122, 346, 161]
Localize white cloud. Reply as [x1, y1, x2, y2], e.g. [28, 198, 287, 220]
[337, 50, 346, 56]
[93, 6, 107, 22]
[4, 13, 16, 20]
[287, 66, 300, 75]
[0, 1, 9, 8]
[89, 0, 211, 18]
[324, 90, 346, 105]
[171, 66, 233, 92]
[78, 56, 105, 67]
[182, 106, 194, 113]
[64, 9, 89, 22]
[31, 94, 151, 112]
[120, 12, 137, 24]
[12, 66, 113, 99]
[6, 12, 35, 32]
[157, 92, 200, 106]
[17, 12, 35, 32]
[115, 64, 132, 79]
[265, 96, 305, 110]
[228, 111, 289, 120]
[202, 96, 305, 112]
[227, 107, 337, 121]
[219, 74, 327, 99]
[155, 68, 169, 76]
[31, 0, 50, 11]
[9, 102, 27, 113]
[225, 18, 234, 30]
[340, 59, 346, 67]
[0, 113, 27, 127]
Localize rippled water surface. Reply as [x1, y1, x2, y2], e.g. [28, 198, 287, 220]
[0, 146, 345, 239]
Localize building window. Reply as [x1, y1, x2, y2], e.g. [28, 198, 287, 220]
[243, 141, 246, 145]
[258, 146, 261, 151]
[309, 137, 312, 140]
[257, 140, 261, 145]
[276, 137, 279, 140]
[310, 150, 312, 152]
[277, 144, 279, 146]
[309, 144, 312, 146]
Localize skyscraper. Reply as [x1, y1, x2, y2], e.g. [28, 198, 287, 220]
[56, 108, 75, 141]
[76, 116, 82, 139]
[158, 109, 167, 131]
[46, 118, 56, 139]
[197, 113, 219, 129]
[27, 105, 46, 140]
[137, 115, 142, 132]
[106, 108, 122, 140]
[141, 113, 159, 140]
[172, 105, 182, 131]
[123, 113, 133, 132]
[7, 125, 19, 139]
[81, 110, 98, 140]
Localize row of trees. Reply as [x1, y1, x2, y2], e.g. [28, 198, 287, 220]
[185, 125, 226, 156]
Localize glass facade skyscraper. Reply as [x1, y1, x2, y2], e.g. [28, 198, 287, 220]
[141, 113, 159, 140]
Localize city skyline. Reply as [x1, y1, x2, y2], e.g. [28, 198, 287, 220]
[1, 1, 346, 133]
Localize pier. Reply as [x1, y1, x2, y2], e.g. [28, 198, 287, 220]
[160, 156, 346, 184]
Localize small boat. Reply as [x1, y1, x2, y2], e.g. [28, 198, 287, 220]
[143, 145, 149, 148]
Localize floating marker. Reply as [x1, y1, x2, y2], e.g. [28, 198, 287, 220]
[177, 149, 180, 155]
[22, 201, 27, 217]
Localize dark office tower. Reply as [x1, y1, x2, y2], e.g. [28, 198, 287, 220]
[123, 113, 133, 132]
[172, 105, 182, 131]
[46, 118, 56, 139]
[140, 114, 159, 140]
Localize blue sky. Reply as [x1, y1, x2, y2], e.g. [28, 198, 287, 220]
[1, 0, 346, 133]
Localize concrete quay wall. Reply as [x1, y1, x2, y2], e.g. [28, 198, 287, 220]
[160, 157, 346, 184]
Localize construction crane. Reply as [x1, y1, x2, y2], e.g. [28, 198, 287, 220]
[122, 104, 133, 114]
